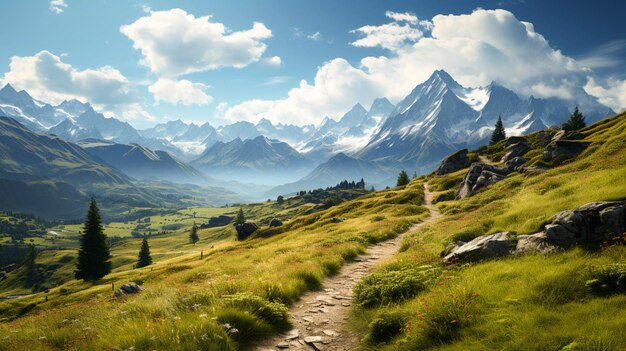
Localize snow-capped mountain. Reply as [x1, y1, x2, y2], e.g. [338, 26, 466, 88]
[0, 84, 86, 131]
[356, 70, 615, 173]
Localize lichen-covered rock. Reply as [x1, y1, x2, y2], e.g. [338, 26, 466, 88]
[234, 221, 258, 240]
[442, 232, 512, 264]
[437, 149, 471, 175]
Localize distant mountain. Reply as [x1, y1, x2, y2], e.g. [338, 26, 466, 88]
[265, 152, 390, 197]
[78, 139, 207, 184]
[48, 118, 104, 141]
[0, 116, 131, 186]
[356, 70, 615, 173]
[191, 136, 314, 185]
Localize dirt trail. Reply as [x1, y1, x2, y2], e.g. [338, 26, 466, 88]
[478, 155, 498, 165]
[255, 184, 441, 351]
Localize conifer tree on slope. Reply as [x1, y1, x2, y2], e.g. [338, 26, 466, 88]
[189, 223, 199, 244]
[75, 197, 111, 281]
[490, 115, 506, 145]
[136, 236, 152, 268]
[396, 170, 410, 187]
[562, 106, 586, 131]
[235, 207, 245, 224]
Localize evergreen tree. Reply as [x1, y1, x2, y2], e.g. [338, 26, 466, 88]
[396, 170, 410, 187]
[562, 106, 586, 131]
[277, 195, 285, 204]
[136, 236, 152, 268]
[189, 223, 199, 244]
[75, 197, 111, 282]
[490, 116, 506, 145]
[235, 207, 245, 224]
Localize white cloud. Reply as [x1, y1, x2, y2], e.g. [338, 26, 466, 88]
[224, 9, 614, 126]
[262, 56, 282, 67]
[351, 12, 431, 51]
[149, 78, 213, 106]
[225, 58, 383, 125]
[1, 50, 154, 123]
[49, 0, 67, 14]
[120, 8, 273, 77]
[351, 22, 425, 51]
[307, 32, 322, 41]
[384, 11, 418, 24]
[584, 77, 626, 112]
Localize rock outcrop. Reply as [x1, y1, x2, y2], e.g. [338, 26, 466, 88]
[455, 163, 510, 199]
[442, 232, 512, 264]
[269, 218, 283, 227]
[502, 141, 531, 163]
[505, 156, 527, 172]
[516, 201, 626, 253]
[437, 149, 471, 175]
[234, 221, 258, 240]
[114, 282, 143, 298]
[542, 130, 588, 165]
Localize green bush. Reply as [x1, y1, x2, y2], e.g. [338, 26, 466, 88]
[216, 308, 273, 342]
[366, 311, 408, 344]
[585, 264, 626, 296]
[223, 293, 290, 331]
[354, 266, 439, 307]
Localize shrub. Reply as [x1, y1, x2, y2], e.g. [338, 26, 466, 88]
[366, 311, 408, 344]
[223, 292, 291, 331]
[585, 263, 626, 296]
[354, 266, 439, 307]
[216, 308, 273, 343]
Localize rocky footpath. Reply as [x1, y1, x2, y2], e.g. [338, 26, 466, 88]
[442, 201, 626, 264]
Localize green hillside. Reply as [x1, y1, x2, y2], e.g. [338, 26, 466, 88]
[0, 112, 624, 350]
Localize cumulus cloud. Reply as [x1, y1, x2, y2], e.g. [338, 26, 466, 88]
[120, 8, 273, 77]
[1, 50, 154, 123]
[584, 77, 626, 112]
[49, 0, 67, 14]
[262, 56, 282, 67]
[224, 9, 616, 126]
[149, 78, 213, 106]
[225, 58, 383, 125]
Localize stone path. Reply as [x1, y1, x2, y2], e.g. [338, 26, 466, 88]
[254, 184, 441, 351]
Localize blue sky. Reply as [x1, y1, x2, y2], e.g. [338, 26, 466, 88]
[0, 0, 624, 128]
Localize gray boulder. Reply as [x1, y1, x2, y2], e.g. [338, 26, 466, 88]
[456, 163, 510, 199]
[114, 282, 143, 298]
[505, 157, 527, 172]
[516, 201, 626, 253]
[330, 217, 345, 223]
[269, 218, 283, 227]
[542, 140, 589, 164]
[437, 149, 471, 175]
[443, 232, 512, 264]
[551, 130, 583, 143]
[502, 142, 531, 163]
[504, 136, 528, 148]
[234, 221, 258, 240]
[535, 130, 556, 147]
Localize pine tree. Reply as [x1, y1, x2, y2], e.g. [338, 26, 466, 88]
[396, 170, 410, 187]
[235, 207, 245, 224]
[75, 197, 111, 282]
[136, 236, 152, 268]
[277, 195, 285, 204]
[562, 106, 586, 131]
[490, 116, 506, 145]
[189, 223, 199, 244]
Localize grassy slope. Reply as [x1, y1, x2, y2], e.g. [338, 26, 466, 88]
[0, 182, 427, 350]
[350, 112, 626, 350]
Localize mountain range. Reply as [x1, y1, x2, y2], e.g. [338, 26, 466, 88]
[0, 70, 616, 200]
